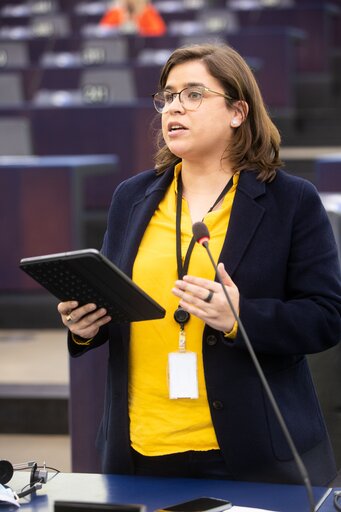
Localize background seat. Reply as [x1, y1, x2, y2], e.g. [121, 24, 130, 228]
[80, 67, 136, 103]
[0, 41, 29, 67]
[0, 72, 24, 105]
[0, 117, 32, 155]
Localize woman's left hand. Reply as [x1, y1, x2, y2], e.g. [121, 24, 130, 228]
[172, 262, 240, 333]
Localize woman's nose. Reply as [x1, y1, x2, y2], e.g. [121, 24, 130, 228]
[168, 93, 185, 113]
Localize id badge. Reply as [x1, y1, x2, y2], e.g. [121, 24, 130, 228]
[168, 351, 199, 399]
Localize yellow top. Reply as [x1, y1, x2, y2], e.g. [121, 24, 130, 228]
[129, 164, 239, 455]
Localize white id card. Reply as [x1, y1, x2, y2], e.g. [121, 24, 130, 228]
[168, 351, 199, 399]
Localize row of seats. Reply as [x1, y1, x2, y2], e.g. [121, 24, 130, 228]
[0, 1, 340, 160]
[0, 2, 340, 115]
[0, 63, 161, 104]
[0, 27, 332, 112]
[0, 99, 156, 172]
[1, 2, 340, 68]
[1, 1, 338, 236]
[1, 1, 340, 50]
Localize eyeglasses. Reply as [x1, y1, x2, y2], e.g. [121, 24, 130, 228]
[152, 85, 233, 113]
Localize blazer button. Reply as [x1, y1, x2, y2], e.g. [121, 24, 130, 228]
[206, 335, 217, 346]
[213, 400, 223, 410]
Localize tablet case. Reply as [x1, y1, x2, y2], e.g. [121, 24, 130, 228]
[19, 249, 165, 323]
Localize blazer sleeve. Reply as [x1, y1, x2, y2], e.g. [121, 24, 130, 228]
[230, 179, 341, 356]
[68, 325, 109, 357]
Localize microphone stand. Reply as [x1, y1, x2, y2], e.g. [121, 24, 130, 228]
[200, 237, 315, 512]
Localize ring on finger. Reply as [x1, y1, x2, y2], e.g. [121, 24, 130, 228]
[66, 313, 73, 322]
[204, 290, 214, 303]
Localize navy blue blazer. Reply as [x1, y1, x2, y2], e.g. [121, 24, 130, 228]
[69, 167, 341, 485]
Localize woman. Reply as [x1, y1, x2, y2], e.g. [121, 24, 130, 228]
[99, 0, 166, 36]
[58, 43, 341, 485]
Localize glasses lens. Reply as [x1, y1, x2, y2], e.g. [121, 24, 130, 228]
[153, 92, 166, 113]
[181, 87, 203, 110]
[153, 88, 204, 113]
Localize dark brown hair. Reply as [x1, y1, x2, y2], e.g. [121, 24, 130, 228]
[154, 43, 282, 182]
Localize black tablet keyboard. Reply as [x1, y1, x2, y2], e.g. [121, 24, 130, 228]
[22, 259, 130, 323]
[20, 249, 165, 323]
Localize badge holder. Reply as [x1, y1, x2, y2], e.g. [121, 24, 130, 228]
[168, 307, 198, 399]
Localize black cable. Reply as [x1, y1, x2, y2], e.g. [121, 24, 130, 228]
[17, 479, 43, 499]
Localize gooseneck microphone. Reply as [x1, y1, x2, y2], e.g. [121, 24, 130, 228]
[192, 221, 315, 512]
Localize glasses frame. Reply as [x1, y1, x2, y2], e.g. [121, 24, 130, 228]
[152, 85, 233, 113]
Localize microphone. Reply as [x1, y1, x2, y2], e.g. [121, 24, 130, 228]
[0, 459, 48, 500]
[17, 481, 43, 498]
[192, 221, 315, 512]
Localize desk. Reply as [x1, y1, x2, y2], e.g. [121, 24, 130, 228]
[16, 63, 162, 102]
[0, 155, 119, 292]
[29, 102, 155, 180]
[235, 4, 338, 74]
[0, 154, 121, 327]
[6, 472, 335, 512]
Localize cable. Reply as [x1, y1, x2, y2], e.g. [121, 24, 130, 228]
[17, 481, 43, 499]
[334, 491, 341, 511]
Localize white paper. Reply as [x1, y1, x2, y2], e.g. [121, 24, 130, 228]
[0, 484, 20, 508]
[230, 507, 278, 512]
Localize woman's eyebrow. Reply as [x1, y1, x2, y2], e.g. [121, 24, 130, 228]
[163, 82, 206, 91]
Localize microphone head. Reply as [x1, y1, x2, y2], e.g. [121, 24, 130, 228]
[192, 222, 210, 245]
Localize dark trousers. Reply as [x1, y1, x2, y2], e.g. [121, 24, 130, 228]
[131, 448, 231, 479]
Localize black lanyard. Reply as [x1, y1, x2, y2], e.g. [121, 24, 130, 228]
[175, 172, 233, 280]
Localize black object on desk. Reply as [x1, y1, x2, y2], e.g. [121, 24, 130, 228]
[156, 497, 232, 512]
[55, 501, 146, 512]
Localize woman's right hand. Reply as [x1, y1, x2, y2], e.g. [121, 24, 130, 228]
[57, 301, 112, 339]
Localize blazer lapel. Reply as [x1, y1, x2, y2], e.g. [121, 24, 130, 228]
[221, 171, 266, 277]
[119, 168, 174, 275]
[119, 168, 267, 280]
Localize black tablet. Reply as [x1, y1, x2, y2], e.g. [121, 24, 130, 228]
[19, 248, 165, 323]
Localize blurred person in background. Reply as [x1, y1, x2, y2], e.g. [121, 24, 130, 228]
[99, 0, 166, 35]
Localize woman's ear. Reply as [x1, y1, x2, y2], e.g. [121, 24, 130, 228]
[230, 100, 249, 128]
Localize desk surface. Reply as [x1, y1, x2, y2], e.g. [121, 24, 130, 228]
[6, 472, 336, 512]
[0, 155, 118, 168]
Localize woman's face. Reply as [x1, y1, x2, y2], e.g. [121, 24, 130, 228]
[161, 60, 236, 167]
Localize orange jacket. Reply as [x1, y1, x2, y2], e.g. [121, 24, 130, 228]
[100, 4, 166, 36]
